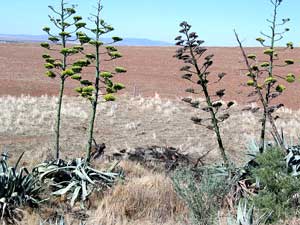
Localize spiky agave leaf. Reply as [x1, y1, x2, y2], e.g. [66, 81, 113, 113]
[0, 152, 42, 224]
[33, 158, 121, 207]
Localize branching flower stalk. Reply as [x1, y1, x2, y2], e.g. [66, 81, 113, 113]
[41, 0, 88, 159]
[175, 22, 233, 167]
[235, 0, 295, 153]
[75, 0, 126, 162]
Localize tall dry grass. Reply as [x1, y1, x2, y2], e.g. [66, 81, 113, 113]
[22, 160, 188, 225]
[1, 94, 299, 165]
[2, 94, 300, 224]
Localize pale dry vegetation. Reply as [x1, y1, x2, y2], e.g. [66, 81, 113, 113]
[1, 94, 299, 164]
[21, 160, 188, 225]
[1, 94, 300, 224]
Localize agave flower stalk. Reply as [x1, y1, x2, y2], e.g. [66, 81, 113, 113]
[175, 22, 234, 167]
[74, 0, 126, 162]
[235, 0, 295, 153]
[41, 0, 87, 159]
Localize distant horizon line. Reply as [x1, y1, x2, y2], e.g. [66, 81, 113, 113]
[0, 33, 295, 48]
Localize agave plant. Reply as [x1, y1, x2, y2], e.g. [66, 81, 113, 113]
[226, 199, 271, 225]
[33, 158, 121, 207]
[0, 152, 42, 224]
[285, 145, 300, 176]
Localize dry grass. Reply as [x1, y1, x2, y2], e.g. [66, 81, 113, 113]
[2, 94, 300, 224]
[89, 174, 187, 224]
[21, 160, 188, 225]
[1, 94, 300, 165]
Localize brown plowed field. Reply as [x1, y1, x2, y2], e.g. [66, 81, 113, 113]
[0, 43, 299, 109]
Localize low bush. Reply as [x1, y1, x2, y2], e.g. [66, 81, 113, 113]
[248, 148, 300, 222]
[172, 165, 233, 224]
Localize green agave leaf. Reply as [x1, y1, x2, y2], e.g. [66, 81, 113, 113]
[81, 180, 88, 201]
[52, 181, 77, 196]
[71, 186, 81, 207]
[80, 167, 94, 184]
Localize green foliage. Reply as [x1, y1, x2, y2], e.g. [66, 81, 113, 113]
[71, 74, 82, 80]
[73, 59, 90, 67]
[106, 46, 118, 52]
[113, 83, 125, 91]
[286, 73, 295, 83]
[45, 58, 55, 64]
[82, 86, 95, 93]
[60, 48, 78, 55]
[75, 22, 86, 29]
[103, 93, 116, 101]
[73, 16, 82, 22]
[248, 148, 300, 222]
[172, 166, 232, 225]
[247, 80, 255, 86]
[85, 54, 96, 60]
[263, 49, 274, 56]
[115, 66, 127, 73]
[109, 51, 122, 58]
[62, 69, 75, 77]
[260, 62, 270, 68]
[77, 34, 91, 44]
[45, 71, 56, 78]
[33, 159, 121, 207]
[112, 36, 123, 42]
[88, 40, 103, 46]
[42, 54, 51, 59]
[0, 152, 42, 224]
[256, 37, 265, 43]
[264, 77, 276, 85]
[44, 63, 55, 69]
[284, 59, 294, 65]
[247, 54, 257, 60]
[275, 84, 286, 93]
[73, 46, 84, 51]
[48, 36, 60, 42]
[286, 42, 294, 49]
[100, 71, 113, 78]
[74, 87, 83, 93]
[71, 66, 83, 73]
[41, 42, 50, 49]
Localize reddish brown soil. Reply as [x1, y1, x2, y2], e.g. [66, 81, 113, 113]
[0, 43, 299, 109]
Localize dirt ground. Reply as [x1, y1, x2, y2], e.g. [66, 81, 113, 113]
[0, 43, 299, 109]
[1, 43, 300, 164]
[1, 44, 300, 225]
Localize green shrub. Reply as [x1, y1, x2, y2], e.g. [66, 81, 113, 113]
[172, 166, 232, 225]
[248, 148, 300, 222]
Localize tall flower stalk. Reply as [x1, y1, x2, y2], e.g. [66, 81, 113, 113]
[75, 0, 126, 162]
[235, 0, 295, 153]
[41, 0, 87, 159]
[175, 22, 233, 167]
